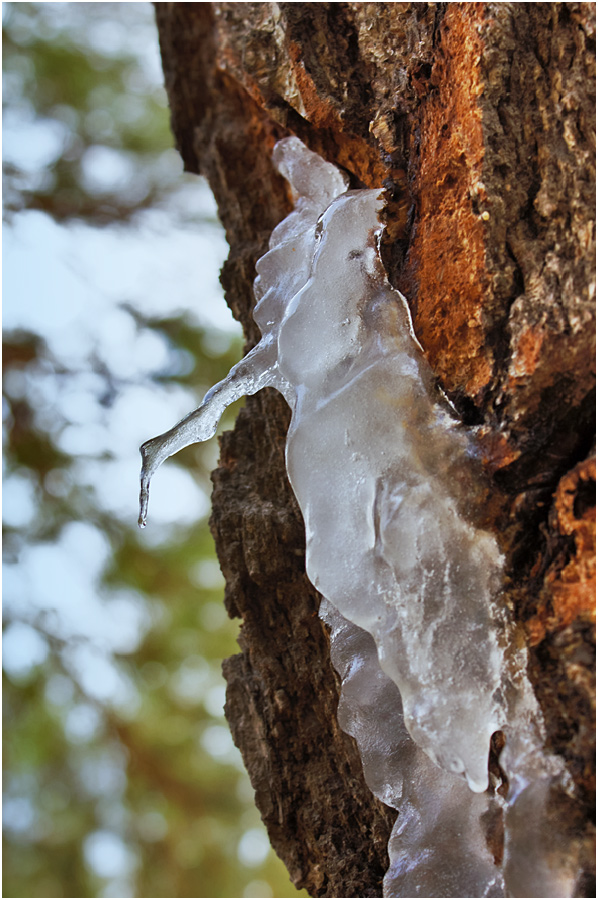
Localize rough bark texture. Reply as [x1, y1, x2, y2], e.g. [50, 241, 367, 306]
[155, 3, 595, 896]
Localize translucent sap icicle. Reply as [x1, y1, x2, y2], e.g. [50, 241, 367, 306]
[320, 598, 505, 899]
[139, 137, 581, 897]
[139, 136, 349, 527]
[139, 138, 504, 789]
[139, 341, 280, 527]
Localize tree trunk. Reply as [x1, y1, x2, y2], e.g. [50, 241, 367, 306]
[154, 3, 595, 896]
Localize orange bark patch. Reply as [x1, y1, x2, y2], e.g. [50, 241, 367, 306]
[287, 40, 343, 131]
[407, 4, 493, 401]
[216, 28, 389, 190]
[509, 326, 545, 381]
[286, 42, 388, 188]
[322, 131, 389, 189]
[476, 426, 521, 474]
[527, 457, 596, 647]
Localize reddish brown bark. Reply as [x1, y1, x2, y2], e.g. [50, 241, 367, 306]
[155, 3, 595, 895]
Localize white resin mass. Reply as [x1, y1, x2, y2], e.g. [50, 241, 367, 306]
[139, 137, 581, 898]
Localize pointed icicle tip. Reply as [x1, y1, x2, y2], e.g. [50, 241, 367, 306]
[138, 470, 150, 529]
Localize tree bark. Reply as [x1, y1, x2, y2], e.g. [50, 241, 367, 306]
[155, 3, 595, 896]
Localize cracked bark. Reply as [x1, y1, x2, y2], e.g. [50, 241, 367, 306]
[155, 3, 595, 896]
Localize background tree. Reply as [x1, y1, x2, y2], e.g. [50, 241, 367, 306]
[154, 2, 595, 897]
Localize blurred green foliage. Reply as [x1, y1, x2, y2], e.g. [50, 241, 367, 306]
[2, 3, 306, 898]
[3, 1, 186, 225]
